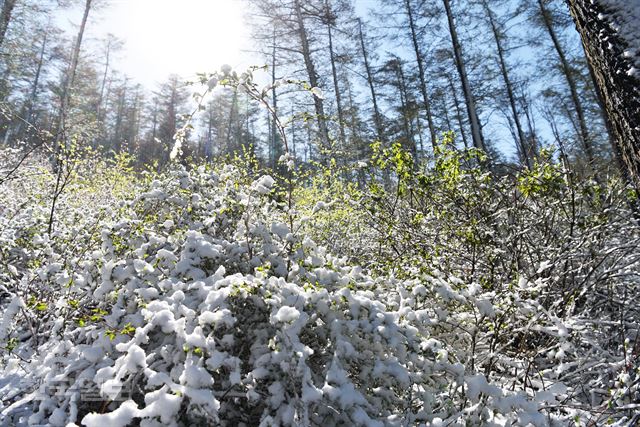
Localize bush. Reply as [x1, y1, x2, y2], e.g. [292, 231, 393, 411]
[1, 145, 638, 426]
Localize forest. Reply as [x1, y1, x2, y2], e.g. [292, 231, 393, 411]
[0, 0, 639, 425]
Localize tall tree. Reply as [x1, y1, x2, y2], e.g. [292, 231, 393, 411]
[155, 74, 189, 165]
[293, 0, 331, 158]
[357, 18, 384, 145]
[442, 0, 487, 153]
[480, 0, 532, 168]
[55, 0, 94, 148]
[322, 0, 346, 146]
[404, 0, 437, 150]
[536, 0, 596, 166]
[14, 27, 49, 142]
[567, 0, 640, 192]
[0, 0, 17, 50]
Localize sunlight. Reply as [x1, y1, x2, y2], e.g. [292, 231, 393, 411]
[102, 0, 249, 84]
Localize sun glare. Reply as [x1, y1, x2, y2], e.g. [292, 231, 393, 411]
[99, 0, 249, 85]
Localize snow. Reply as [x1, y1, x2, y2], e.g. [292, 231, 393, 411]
[1, 162, 637, 426]
[273, 306, 301, 322]
[252, 175, 275, 195]
[0, 297, 23, 340]
[82, 400, 139, 427]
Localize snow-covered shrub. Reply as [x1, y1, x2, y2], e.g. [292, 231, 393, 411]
[1, 161, 464, 426]
[330, 138, 640, 424]
[1, 145, 639, 426]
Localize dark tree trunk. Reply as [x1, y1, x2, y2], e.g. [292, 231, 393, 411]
[567, 0, 640, 192]
[0, 0, 17, 50]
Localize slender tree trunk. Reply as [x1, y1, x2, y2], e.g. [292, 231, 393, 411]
[446, 74, 469, 150]
[325, 1, 346, 145]
[443, 0, 487, 154]
[291, 103, 296, 159]
[56, 0, 93, 148]
[294, 0, 331, 158]
[15, 30, 47, 141]
[405, 0, 437, 151]
[393, 60, 417, 156]
[343, 73, 363, 150]
[151, 104, 158, 142]
[538, 0, 596, 166]
[482, 0, 531, 169]
[97, 37, 112, 121]
[567, 0, 640, 192]
[358, 19, 384, 144]
[130, 87, 141, 154]
[162, 87, 177, 165]
[521, 92, 539, 159]
[206, 108, 214, 160]
[397, 69, 412, 150]
[0, 0, 17, 50]
[398, 62, 421, 153]
[270, 27, 278, 167]
[113, 80, 127, 152]
[225, 88, 238, 154]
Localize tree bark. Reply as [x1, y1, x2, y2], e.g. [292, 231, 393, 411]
[0, 0, 17, 50]
[567, 0, 640, 192]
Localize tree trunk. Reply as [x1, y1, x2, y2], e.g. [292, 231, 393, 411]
[446, 74, 469, 150]
[225, 88, 238, 154]
[567, 0, 640, 192]
[294, 0, 331, 158]
[405, 0, 437, 151]
[482, 0, 531, 169]
[113, 80, 127, 152]
[443, 0, 487, 154]
[56, 0, 93, 147]
[97, 36, 112, 122]
[15, 30, 47, 141]
[0, 0, 17, 50]
[270, 26, 279, 168]
[392, 58, 417, 156]
[358, 19, 384, 144]
[325, 0, 346, 146]
[538, 0, 596, 166]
